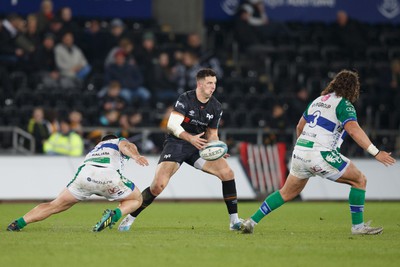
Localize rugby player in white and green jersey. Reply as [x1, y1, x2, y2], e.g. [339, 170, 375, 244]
[7, 134, 149, 232]
[241, 70, 396, 235]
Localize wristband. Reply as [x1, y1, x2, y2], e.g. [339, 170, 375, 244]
[366, 144, 380, 157]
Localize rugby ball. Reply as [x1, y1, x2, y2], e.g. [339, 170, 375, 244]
[199, 141, 228, 161]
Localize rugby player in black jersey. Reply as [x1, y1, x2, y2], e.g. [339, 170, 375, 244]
[118, 68, 243, 231]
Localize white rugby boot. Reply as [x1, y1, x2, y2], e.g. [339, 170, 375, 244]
[351, 221, 383, 235]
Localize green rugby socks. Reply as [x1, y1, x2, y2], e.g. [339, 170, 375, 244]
[16, 217, 27, 229]
[349, 187, 365, 226]
[112, 208, 122, 223]
[251, 191, 285, 223]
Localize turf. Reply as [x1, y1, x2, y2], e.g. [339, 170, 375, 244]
[1, 201, 400, 267]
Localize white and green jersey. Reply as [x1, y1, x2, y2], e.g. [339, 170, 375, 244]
[83, 138, 129, 170]
[296, 92, 357, 152]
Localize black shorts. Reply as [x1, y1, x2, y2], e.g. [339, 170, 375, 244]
[158, 138, 201, 167]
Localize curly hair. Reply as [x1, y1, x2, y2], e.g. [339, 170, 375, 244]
[321, 70, 360, 103]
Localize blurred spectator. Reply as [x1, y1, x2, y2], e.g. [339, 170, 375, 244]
[334, 10, 367, 57]
[43, 117, 84, 156]
[115, 111, 143, 138]
[45, 17, 64, 43]
[151, 52, 179, 103]
[185, 32, 203, 58]
[135, 31, 159, 88]
[46, 108, 60, 134]
[107, 18, 129, 50]
[36, 0, 54, 34]
[390, 59, 400, 91]
[17, 14, 40, 54]
[104, 37, 136, 67]
[0, 13, 25, 64]
[81, 19, 109, 71]
[235, 0, 291, 49]
[30, 33, 60, 89]
[159, 105, 173, 130]
[55, 31, 91, 89]
[99, 81, 127, 125]
[264, 103, 288, 145]
[116, 113, 132, 139]
[68, 110, 83, 135]
[104, 49, 151, 104]
[27, 107, 50, 154]
[184, 32, 223, 79]
[287, 87, 310, 126]
[59, 6, 80, 36]
[234, 6, 261, 50]
[174, 50, 202, 92]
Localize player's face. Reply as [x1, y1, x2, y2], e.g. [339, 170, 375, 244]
[199, 76, 217, 99]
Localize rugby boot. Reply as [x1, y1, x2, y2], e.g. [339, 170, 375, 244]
[230, 218, 244, 231]
[93, 209, 116, 232]
[118, 214, 135, 232]
[351, 220, 383, 235]
[241, 218, 255, 234]
[7, 220, 21, 232]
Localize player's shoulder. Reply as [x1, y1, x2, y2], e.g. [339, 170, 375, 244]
[209, 95, 222, 109]
[180, 90, 195, 98]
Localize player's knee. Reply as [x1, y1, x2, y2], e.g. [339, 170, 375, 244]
[218, 168, 234, 181]
[137, 193, 143, 206]
[356, 172, 367, 189]
[353, 172, 367, 189]
[150, 183, 165, 196]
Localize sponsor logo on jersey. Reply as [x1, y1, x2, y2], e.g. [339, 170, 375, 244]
[301, 130, 317, 138]
[190, 119, 208, 126]
[321, 94, 331, 101]
[164, 154, 171, 159]
[311, 102, 331, 109]
[206, 113, 214, 120]
[175, 101, 185, 109]
[189, 110, 195, 116]
[91, 151, 110, 156]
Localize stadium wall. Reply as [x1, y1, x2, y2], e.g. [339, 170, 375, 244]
[0, 156, 398, 200]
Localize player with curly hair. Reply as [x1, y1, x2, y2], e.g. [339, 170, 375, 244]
[241, 70, 396, 235]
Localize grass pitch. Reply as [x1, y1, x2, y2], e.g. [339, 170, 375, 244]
[1, 201, 400, 267]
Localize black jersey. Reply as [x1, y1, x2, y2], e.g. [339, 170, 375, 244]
[167, 90, 223, 140]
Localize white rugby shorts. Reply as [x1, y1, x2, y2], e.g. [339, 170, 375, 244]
[67, 164, 135, 201]
[289, 148, 350, 181]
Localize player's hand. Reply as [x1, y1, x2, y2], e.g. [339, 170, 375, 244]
[133, 155, 149, 166]
[190, 132, 208, 150]
[375, 151, 396, 167]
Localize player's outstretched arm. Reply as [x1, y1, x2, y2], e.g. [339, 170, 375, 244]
[344, 121, 396, 166]
[118, 140, 149, 166]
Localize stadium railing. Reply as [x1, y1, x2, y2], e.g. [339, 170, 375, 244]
[0, 126, 399, 158]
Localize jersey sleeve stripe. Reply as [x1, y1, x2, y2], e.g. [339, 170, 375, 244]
[99, 143, 119, 151]
[342, 117, 357, 126]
